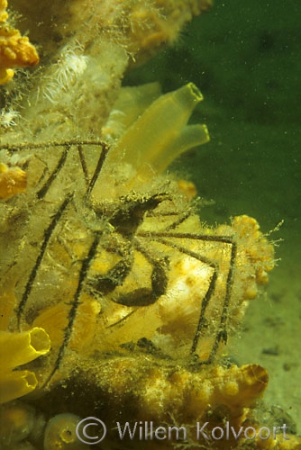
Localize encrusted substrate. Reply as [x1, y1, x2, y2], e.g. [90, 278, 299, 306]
[0, 2, 300, 450]
[12, 0, 212, 63]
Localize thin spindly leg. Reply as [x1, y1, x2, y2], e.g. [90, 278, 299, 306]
[44, 233, 101, 387]
[36, 147, 69, 199]
[17, 196, 72, 327]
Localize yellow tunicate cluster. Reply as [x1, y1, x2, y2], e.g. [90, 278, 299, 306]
[232, 215, 275, 299]
[0, 0, 8, 22]
[0, 0, 39, 84]
[0, 163, 27, 199]
[0, 327, 51, 404]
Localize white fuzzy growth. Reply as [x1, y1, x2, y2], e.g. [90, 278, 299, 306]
[0, 108, 20, 128]
[43, 46, 88, 103]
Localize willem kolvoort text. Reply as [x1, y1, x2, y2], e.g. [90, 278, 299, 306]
[115, 421, 290, 441]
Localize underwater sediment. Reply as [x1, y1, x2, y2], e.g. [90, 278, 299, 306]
[0, 1, 301, 449]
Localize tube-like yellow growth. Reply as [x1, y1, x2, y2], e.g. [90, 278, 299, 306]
[0, 327, 51, 403]
[0, 370, 38, 404]
[0, 327, 50, 368]
[100, 83, 209, 193]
